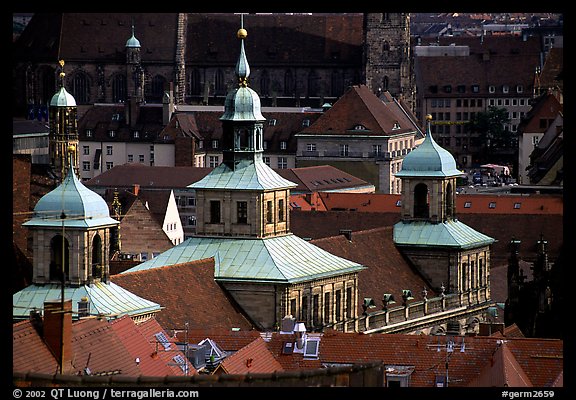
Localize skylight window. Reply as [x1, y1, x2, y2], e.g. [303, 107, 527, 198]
[303, 338, 320, 358]
[396, 200, 402, 207]
[155, 332, 171, 350]
[514, 202, 521, 209]
[172, 355, 189, 373]
[464, 202, 472, 208]
[489, 202, 496, 209]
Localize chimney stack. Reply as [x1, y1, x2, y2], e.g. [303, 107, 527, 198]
[43, 299, 73, 373]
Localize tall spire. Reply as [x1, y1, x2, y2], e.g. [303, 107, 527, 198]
[235, 14, 250, 87]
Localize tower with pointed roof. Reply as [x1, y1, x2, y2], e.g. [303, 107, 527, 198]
[14, 148, 161, 322]
[49, 60, 79, 181]
[124, 18, 367, 332]
[394, 115, 495, 299]
[126, 23, 145, 125]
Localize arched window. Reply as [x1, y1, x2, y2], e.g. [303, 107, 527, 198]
[260, 70, 270, 97]
[215, 69, 226, 96]
[111, 74, 127, 103]
[189, 69, 201, 96]
[413, 183, 429, 218]
[50, 235, 69, 282]
[284, 69, 294, 96]
[383, 41, 390, 53]
[445, 182, 454, 219]
[331, 69, 343, 97]
[307, 69, 319, 98]
[70, 71, 90, 104]
[146, 75, 166, 103]
[92, 233, 103, 279]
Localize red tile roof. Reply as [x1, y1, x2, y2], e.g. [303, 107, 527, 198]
[215, 337, 284, 374]
[110, 259, 256, 332]
[312, 226, 436, 314]
[184, 329, 261, 352]
[299, 85, 421, 136]
[13, 320, 59, 374]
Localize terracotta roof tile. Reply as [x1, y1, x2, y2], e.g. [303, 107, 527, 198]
[111, 259, 256, 331]
[216, 337, 284, 374]
[12, 320, 59, 374]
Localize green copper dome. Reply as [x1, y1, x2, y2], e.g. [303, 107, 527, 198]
[24, 164, 118, 229]
[50, 86, 77, 107]
[395, 117, 463, 178]
[125, 25, 141, 48]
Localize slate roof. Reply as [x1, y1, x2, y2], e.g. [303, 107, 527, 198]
[298, 85, 421, 137]
[111, 259, 256, 331]
[123, 234, 365, 284]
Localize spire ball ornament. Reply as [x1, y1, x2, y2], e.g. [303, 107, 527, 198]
[426, 114, 433, 121]
[237, 28, 248, 39]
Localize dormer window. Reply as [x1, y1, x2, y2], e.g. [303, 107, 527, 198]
[85, 129, 92, 137]
[354, 124, 366, 131]
[133, 130, 140, 138]
[302, 119, 310, 127]
[502, 85, 509, 94]
[112, 113, 120, 121]
[268, 119, 277, 126]
[392, 121, 401, 130]
[280, 141, 287, 150]
[489, 86, 496, 94]
[108, 130, 116, 138]
[516, 85, 524, 93]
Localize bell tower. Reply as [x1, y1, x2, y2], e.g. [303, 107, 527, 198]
[48, 60, 78, 181]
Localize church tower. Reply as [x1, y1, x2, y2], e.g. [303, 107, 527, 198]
[394, 115, 495, 298]
[48, 60, 78, 181]
[125, 24, 145, 126]
[363, 13, 415, 112]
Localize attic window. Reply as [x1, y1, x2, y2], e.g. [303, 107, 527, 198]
[489, 86, 496, 93]
[154, 332, 171, 350]
[303, 338, 320, 358]
[108, 130, 116, 138]
[502, 85, 509, 94]
[282, 341, 294, 354]
[133, 131, 139, 138]
[112, 113, 120, 121]
[354, 124, 366, 131]
[464, 201, 472, 208]
[172, 355, 189, 373]
[396, 200, 402, 207]
[489, 202, 496, 209]
[514, 202, 521, 209]
[392, 121, 401, 130]
[269, 119, 277, 126]
[86, 129, 93, 138]
[302, 119, 310, 127]
[516, 85, 524, 93]
[471, 85, 480, 93]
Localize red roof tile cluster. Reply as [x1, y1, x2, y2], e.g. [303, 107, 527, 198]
[111, 259, 256, 332]
[13, 315, 195, 377]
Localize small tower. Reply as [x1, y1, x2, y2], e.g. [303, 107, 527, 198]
[48, 60, 78, 181]
[191, 16, 298, 239]
[394, 115, 495, 295]
[14, 147, 161, 322]
[125, 23, 144, 125]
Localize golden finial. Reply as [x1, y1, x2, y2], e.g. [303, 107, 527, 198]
[67, 144, 76, 153]
[237, 28, 247, 39]
[426, 114, 433, 121]
[59, 59, 65, 68]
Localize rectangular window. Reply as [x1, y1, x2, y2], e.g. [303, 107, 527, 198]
[128, 154, 133, 162]
[324, 292, 331, 324]
[335, 290, 341, 322]
[237, 201, 248, 224]
[489, 202, 496, 209]
[303, 338, 320, 358]
[301, 296, 308, 322]
[280, 141, 287, 150]
[346, 287, 352, 319]
[82, 161, 90, 171]
[339, 144, 349, 157]
[266, 200, 274, 224]
[307, 143, 316, 151]
[290, 299, 297, 317]
[312, 294, 319, 326]
[83, 146, 90, 155]
[106, 162, 114, 170]
[278, 199, 285, 222]
[210, 201, 221, 224]
[263, 156, 271, 166]
[277, 157, 287, 169]
[106, 146, 113, 155]
[212, 140, 219, 149]
[209, 155, 219, 168]
[464, 201, 472, 208]
[139, 154, 145, 163]
[514, 202, 521, 209]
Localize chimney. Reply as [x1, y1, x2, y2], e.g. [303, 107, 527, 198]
[339, 229, 352, 241]
[43, 299, 73, 373]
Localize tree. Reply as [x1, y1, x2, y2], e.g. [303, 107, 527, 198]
[467, 106, 512, 161]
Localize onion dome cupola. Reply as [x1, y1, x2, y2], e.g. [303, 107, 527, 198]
[126, 23, 141, 65]
[49, 60, 79, 181]
[219, 21, 267, 169]
[395, 114, 463, 179]
[394, 114, 464, 224]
